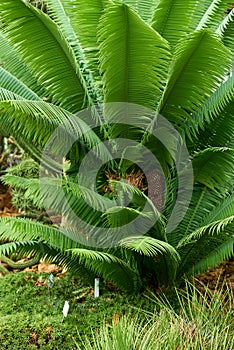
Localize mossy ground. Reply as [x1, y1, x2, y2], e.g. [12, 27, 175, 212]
[0, 271, 155, 349]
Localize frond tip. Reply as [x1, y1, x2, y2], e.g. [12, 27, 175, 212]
[120, 235, 180, 262]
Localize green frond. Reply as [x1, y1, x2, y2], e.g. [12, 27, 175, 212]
[0, 217, 80, 251]
[177, 230, 234, 277]
[102, 179, 163, 233]
[54, 0, 110, 102]
[192, 238, 234, 274]
[69, 248, 122, 264]
[4, 173, 101, 223]
[192, 147, 234, 190]
[70, 248, 139, 292]
[120, 235, 181, 285]
[0, 32, 42, 94]
[159, 29, 232, 123]
[45, 0, 102, 103]
[0, 93, 103, 153]
[177, 194, 234, 248]
[173, 189, 233, 275]
[195, 0, 231, 31]
[45, 0, 81, 55]
[137, 0, 160, 22]
[39, 177, 113, 229]
[178, 218, 234, 249]
[217, 8, 234, 54]
[0, 217, 111, 276]
[0, 90, 45, 156]
[0, 0, 88, 112]
[183, 74, 234, 140]
[2, 175, 43, 207]
[123, 0, 159, 23]
[7, 158, 39, 177]
[0, 67, 41, 100]
[170, 187, 229, 245]
[2, 174, 114, 234]
[59, 0, 109, 62]
[98, 3, 170, 109]
[0, 93, 62, 147]
[195, 92, 234, 150]
[151, 0, 231, 47]
[16, 136, 52, 168]
[108, 179, 157, 209]
[119, 235, 180, 261]
[103, 206, 155, 236]
[151, 0, 199, 48]
[199, 193, 234, 225]
[0, 240, 97, 279]
[0, 241, 39, 258]
[207, 107, 234, 149]
[0, 241, 58, 266]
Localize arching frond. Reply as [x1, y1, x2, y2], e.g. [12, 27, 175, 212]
[0, 240, 99, 280]
[0, 67, 41, 100]
[0, 241, 41, 258]
[183, 74, 234, 140]
[194, 95, 234, 150]
[98, 3, 170, 110]
[69, 248, 122, 264]
[195, 0, 231, 31]
[177, 194, 234, 248]
[0, 92, 104, 153]
[199, 194, 234, 225]
[2, 174, 117, 235]
[217, 7, 234, 54]
[151, 0, 199, 48]
[0, 217, 79, 250]
[45, 0, 82, 55]
[172, 187, 233, 277]
[120, 235, 181, 284]
[2, 175, 43, 206]
[192, 147, 234, 190]
[70, 248, 139, 292]
[0, 0, 88, 112]
[103, 206, 156, 239]
[0, 217, 139, 292]
[0, 32, 42, 94]
[178, 219, 234, 249]
[191, 238, 234, 274]
[45, 0, 107, 102]
[119, 235, 180, 261]
[170, 187, 230, 246]
[151, 0, 231, 47]
[159, 30, 232, 123]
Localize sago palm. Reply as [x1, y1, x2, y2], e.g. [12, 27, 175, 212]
[0, 0, 233, 292]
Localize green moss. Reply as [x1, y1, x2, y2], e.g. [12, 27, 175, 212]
[0, 272, 154, 349]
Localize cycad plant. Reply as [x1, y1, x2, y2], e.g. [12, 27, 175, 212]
[0, 0, 233, 292]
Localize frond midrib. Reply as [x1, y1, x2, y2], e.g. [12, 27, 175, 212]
[159, 30, 206, 114]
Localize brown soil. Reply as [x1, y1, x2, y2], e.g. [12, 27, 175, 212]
[0, 183, 18, 215]
[194, 259, 234, 293]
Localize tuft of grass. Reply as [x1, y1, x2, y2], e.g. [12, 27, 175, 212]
[75, 281, 234, 350]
